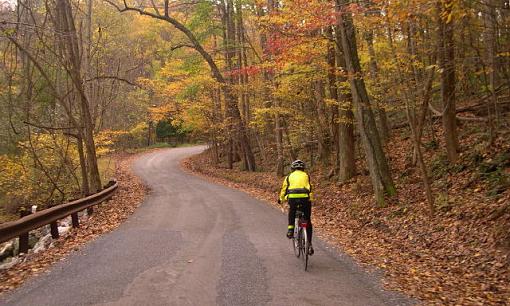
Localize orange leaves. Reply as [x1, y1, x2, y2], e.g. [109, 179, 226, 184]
[261, 0, 336, 34]
[259, 0, 335, 68]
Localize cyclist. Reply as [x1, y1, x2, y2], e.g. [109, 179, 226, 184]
[278, 159, 314, 255]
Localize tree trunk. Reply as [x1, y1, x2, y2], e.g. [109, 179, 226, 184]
[56, 0, 102, 192]
[413, 67, 436, 166]
[334, 21, 356, 182]
[76, 134, 90, 196]
[326, 27, 340, 175]
[388, 31, 435, 213]
[313, 80, 331, 168]
[275, 106, 284, 176]
[364, 30, 390, 143]
[336, 0, 395, 204]
[405, 104, 435, 214]
[437, 0, 459, 162]
[225, 0, 255, 171]
[282, 118, 298, 160]
[483, 0, 498, 145]
[260, 0, 282, 175]
[236, 1, 251, 123]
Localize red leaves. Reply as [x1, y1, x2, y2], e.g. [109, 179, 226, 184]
[224, 65, 264, 78]
[266, 36, 285, 56]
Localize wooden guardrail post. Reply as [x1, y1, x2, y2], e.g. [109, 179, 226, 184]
[19, 208, 31, 254]
[50, 221, 59, 239]
[71, 213, 79, 228]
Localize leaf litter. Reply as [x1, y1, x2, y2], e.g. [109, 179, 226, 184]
[182, 129, 510, 305]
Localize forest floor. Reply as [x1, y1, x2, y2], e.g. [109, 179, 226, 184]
[0, 152, 148, 294]
[183, 121, 510, 305]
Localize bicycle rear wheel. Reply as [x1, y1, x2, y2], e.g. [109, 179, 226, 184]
[292, 218, 300, 257]
[301, 227, 309, 271]
[293, 229, 301, 257]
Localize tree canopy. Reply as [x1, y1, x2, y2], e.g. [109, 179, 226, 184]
[0, 0, 508, 214]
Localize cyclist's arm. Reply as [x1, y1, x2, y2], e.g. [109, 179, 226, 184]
[279, 176, 288, 203]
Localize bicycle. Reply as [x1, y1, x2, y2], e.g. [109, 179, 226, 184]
[292, 206, 310, 271]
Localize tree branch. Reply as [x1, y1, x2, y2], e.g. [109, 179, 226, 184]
[23, 121, 79, 130]
[150, 0, 162, 16]
[104, 0, 226, 84]
[85, 75, 140, 87]
[428, 103, 488, 122]
[170, 43, 195, 51]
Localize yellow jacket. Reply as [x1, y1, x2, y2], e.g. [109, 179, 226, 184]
[279, 170, 313, 202]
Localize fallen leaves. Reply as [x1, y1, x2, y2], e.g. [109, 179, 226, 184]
[183, 133, 510, 305]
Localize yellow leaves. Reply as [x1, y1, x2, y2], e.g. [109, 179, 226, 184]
[159, 58, 187, 79]
[446, 13, 453, 24]
[324, 98, 338, 107]
[150, 104, 174, 122]
[95, 126, 152, 154]
[128, 123, 149, 141]
[0, 135, 81, 209]
[0, 155, 26, 197]
[438, 0, 464, 24]
[95, 130, 123, 156]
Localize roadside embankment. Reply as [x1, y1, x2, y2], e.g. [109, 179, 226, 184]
[183, 147, 510, 305]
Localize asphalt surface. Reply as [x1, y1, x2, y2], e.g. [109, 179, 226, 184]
[0, 146, 415, 306]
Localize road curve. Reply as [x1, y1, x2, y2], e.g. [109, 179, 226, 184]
[0, 147, 414, 306]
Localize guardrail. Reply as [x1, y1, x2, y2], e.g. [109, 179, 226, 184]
[0, 180, 118, 253]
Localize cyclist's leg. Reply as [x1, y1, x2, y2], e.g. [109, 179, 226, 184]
[288, 199, 297, 226]
[287, 199, 297, 237]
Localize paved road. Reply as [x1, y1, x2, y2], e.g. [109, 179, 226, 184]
[0, 147, 414, 306]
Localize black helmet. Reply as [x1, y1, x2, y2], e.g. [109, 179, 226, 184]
[291, 159, 305, 170]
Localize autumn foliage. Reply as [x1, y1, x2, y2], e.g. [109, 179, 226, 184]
[1, 0, 509, 304]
